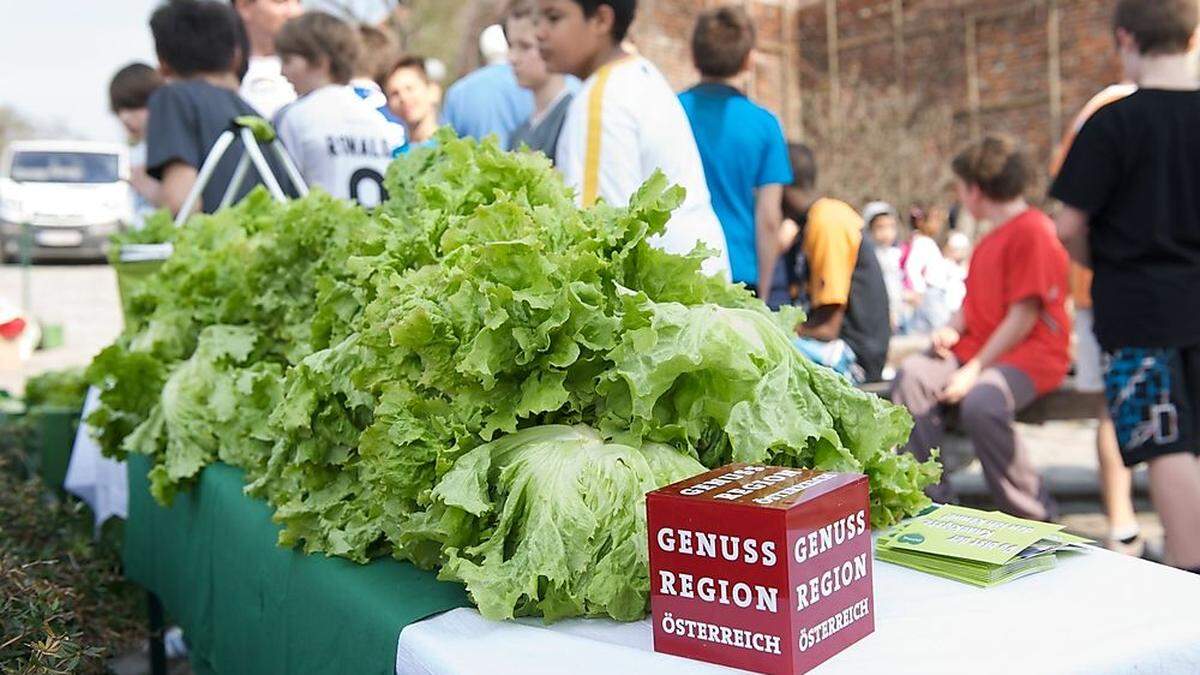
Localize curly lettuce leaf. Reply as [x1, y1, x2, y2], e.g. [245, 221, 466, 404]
[427, 425, 705, 622]
[601, 299, 940, 528]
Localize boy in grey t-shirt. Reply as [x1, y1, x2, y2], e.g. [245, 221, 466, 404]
[504, 1, 574, 163]
[146, 0, 293, 216]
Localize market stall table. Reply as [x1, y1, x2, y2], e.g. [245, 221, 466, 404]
[124, 451, 1200, 675]
[397, 543, 1200, 675]
[123, 454, 469, 675]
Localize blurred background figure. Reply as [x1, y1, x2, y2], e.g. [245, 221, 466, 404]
[1050, 80, 1140, 556]
[232, 0, 304, 118]
[505, 1, 575, 163]
[385, 56, 442, 147]
[784, 144, 892, 383]
[351, 23, 405, 135]
[424, 57, 448, 85]
[893, 134, 1070, 521]
[274, 12, 404, 205]
[864, 201, 903, 331]
[108, 62, 165, 216]
[440, 23, 533, 148]
[147, 0, 294, 216]
[943, 231, 971, 315]
[679, 5, 794, 308]
[902, 203, 951, 334]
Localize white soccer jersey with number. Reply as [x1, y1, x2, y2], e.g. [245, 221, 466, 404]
[275, 85, 406, 207]
[556, 56, 731, 279]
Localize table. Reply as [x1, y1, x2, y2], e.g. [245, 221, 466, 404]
[123, 447, 1200, 675]
[397, 544, 1200, 674]
[123, 454, 469, 675]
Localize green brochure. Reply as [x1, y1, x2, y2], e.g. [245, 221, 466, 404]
[881, 505, 1064, 565]
[876, 505, 1093, 586]
[875, 545, 1058, 587]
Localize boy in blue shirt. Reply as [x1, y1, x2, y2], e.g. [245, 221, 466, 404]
[679, 5, 793, 306]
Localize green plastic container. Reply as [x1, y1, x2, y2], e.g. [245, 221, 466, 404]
[28, 405, 80, 490]
[0, 397, 29, 471]
[39, 324, 65, 350]
[114, 258, 167, 323]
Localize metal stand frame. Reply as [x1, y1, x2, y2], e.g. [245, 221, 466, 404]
[173, 118, 308, 227]
[145, 118, 307, 675]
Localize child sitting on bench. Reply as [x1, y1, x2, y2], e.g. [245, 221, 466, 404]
[891, 135, 1071, 522]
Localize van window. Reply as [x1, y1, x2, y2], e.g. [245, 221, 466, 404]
[10, 151, 120, 184]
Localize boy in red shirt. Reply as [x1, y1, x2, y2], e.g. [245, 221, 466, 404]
[892, 135, 1071, 521]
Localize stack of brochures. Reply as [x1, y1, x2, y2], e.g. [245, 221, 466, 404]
[876, 505, 1091, 587]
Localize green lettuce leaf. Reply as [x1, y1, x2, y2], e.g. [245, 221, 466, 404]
[600, 298, 940, 528]
[23, 367, 88, 409]
[428, 425, 705, 622]
[84, 133, 941, 624]
[125, 325, 282, 503]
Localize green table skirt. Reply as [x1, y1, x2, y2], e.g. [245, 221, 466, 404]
[123, 454, 470, 675]
[29, 405, 78, 489]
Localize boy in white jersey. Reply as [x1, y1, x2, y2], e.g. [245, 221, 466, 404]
[537, 0, 731, 278]
[275, 12, 404, 207]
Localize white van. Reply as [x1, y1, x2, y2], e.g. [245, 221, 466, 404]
[0, 140, 133, 261]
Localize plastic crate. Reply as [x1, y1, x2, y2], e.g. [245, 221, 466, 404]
[114, 258, 167, 323]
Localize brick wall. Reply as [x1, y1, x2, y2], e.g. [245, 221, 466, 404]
[627, 0, 1122, 204]
[631, 0, 805, 134]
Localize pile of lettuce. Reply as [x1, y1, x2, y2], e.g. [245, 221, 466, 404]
[23, 367, 88, 410]
[87, 131, 939, 622]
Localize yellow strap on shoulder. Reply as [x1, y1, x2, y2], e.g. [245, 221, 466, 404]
[582, 57, 633, 206]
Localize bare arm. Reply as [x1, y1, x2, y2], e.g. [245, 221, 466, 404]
[129, 166, 162, 208]
[754, 184, 785, 298]
[940, 297, 1041, 403]
[931, 310, 966, 358]
[159, 161, 199, 217]
[778, 217, 799, 252]
[971, 297, 1040, 370]
[948, 310, 965, 334]
[1055, 205, 1091, 268]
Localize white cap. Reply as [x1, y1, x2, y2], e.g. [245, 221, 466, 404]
[425, 58, 447, 83]
[861, 201, 897, 227]
[480, 24, 509, 65]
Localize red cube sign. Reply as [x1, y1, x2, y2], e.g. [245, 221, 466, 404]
[647, 464, 874, 674]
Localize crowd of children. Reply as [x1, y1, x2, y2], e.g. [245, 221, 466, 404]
[111, 0, 960, 341]
[103, 0, 1200, 575]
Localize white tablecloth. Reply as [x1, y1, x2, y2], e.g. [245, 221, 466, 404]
[396, 546, 1200, 675]
[63, 387, 128, 532]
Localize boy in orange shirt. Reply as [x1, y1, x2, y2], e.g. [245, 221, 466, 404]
[784, 144, 892, 383]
